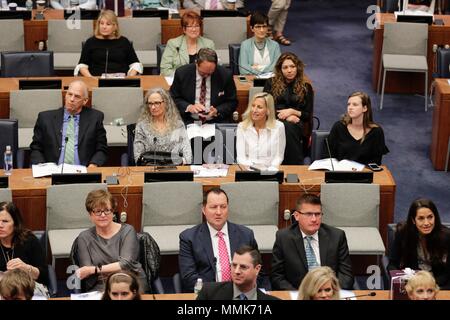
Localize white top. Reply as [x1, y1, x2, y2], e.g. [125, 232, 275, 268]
[207, 221, 231, 282]
[300, 230, 321, 266]
[236, 120, 286, 168]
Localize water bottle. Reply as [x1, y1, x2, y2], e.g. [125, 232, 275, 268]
[193, 278, 203, 295]
[25, 0, 33, 10]
[4, 145, 13, 176]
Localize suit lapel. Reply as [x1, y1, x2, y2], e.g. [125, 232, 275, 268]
[228, 223, 240, 254]
[78, 108, 88, 146]
[200, 223, 216, 267]
[53, 108, 64, 149]
[318, 226, 329, 266]
[291, 226, 308, 270]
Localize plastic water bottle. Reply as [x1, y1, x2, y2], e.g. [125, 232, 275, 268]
[193, 278, 203, 295]
[25, 0, 33, 10]
[4, 145, 13, 176]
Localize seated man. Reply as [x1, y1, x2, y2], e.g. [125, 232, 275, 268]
[179, 188, 258, 292]
[170, 48, 237, 124]
[271, 194, 354, 290]
[197, 245, 280, 300]
[50, 0, 97, 9]
[30, 80, 108, 167]
[183, 0, 244, 10]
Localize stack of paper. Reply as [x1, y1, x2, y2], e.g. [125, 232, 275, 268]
[71, 291, 103, 300]
[308, 158, 365, 171]
[32, 163, 87, 178]
[191, 165, 229, 177]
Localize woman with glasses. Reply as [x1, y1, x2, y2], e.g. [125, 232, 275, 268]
[236, 92, 285, 170]
[73, 189, 148, 292]
[133, 87, 192, 165]
[297, 266, 341, 300]
[160, 10, 215, 76]
[75, 10, 142, 77]
[239, 11, 281, 75]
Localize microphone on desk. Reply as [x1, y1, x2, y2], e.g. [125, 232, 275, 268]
[61, 136, 69, 174]
[230, 58, 260, 77]
[340, 291, 377, 300]
[325, 137, 335, 171]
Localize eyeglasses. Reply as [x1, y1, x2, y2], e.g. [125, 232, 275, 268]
[147, 101, 164, 107]
[253, 25, 268, 30]
[185, 25, 200, 29]
[91, 208, 113, 216]
[297, 211, 323, 218]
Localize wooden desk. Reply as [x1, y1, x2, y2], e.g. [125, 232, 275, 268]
[22, 9, 252, 50]
[431, 79, 450, 170]
[372, 13, 450, 94]
[0, 75, 251, 119]
[5, 165, 396, 243]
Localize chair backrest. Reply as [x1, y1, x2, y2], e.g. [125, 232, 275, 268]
[0, 188, 12, 202]
[311, 130, 330, 162]
[215, 123, 237, 164]
[0, 19, 24, 52]
[118, 17, 161, 51]
[203, 17, 247, 49]
[0, 119, 18, 168]
[437, 47, 450, 78]
[91, 87, 143, 125]
[47, 20, 93, 52]
[228, 43, 241, 75]
[156, 43, 166, 75]
[137, 231, 161, 291]
[1, 51, 54, 77]
[141, 182, 203, 227]
[248, 86, 264, 101]
[46, 183, 107, 231]
[221, 181, 279, 226]
[321, 183, 380, 228]
[10, 89, 62, 128]
[382, 22, 428, 57]
[126, 123, 136, 166]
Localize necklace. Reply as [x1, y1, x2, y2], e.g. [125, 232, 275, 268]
[254, 39, 266, 51]
[1, 244, 14, 263]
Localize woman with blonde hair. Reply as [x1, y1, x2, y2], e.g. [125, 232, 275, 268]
[133, 87, 192, 165]
[75, 10, 142, 77]
[298, 266, 341, 300]
[236, 92, 286, 169]
[405, 270, 439, 300]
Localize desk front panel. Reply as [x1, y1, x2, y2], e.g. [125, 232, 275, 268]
[431, 79, 450, 170]
[6, 165, 396, 244]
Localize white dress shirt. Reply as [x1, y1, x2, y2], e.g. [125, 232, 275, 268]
[207, 221, 231, 282]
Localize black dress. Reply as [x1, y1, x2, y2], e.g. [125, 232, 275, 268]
[0, 233, 49, 286]
[263, 79, 314, 165]
[78, 36, 140, 76]
[327, 121, 389, 165]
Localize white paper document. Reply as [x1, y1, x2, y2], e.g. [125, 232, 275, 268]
[32, 163, 87, 178]
[71, 291, 102, 300]
[308, 158, 365, 172]
[191, 164, 229, 177]
[186, 123, 215, 140]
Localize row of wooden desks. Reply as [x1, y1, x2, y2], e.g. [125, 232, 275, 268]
[4, 165, 396, 244]
[431, 79, 450, 170]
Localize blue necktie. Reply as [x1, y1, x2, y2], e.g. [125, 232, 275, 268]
[305, 236, 319, 270]
[239, 293, 247, 300]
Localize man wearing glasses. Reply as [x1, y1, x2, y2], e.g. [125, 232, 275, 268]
[30, 80, 108, 167]
[270, 193, 354, 290]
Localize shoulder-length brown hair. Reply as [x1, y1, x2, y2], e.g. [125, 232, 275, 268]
[271, 52, 309, 101]
[0, 202, 32, 246]
[94, 10, 121, 39]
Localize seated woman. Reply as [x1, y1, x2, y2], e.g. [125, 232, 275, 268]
[101, 270, 141, 300]
[405, 270, 439, 300]
[133, 87, 192, 164]
[327, 91, 389, 165]
[239, 11, 281, 75]
[402, 0, 435, 13]
[50, 0, 97, 9]
[0, 202, 48, 289]
[182, 0, 244, 10]
[297, 266, 341, 300]
[236, 92, 286, 169]
[0, 269, 35, 300]
[388, 198, 450, 289]
[160, 11, 215, 76]
[75, 10, 143, 77]
[263, 52, 313, 164]
[73, 189, 148, 292]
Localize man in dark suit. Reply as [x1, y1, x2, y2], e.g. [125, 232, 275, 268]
[271, 193, 354, 290]
[179, 188, 258, 292]
[30, 80, 107, 167]
[170, 48, 237, 124]
[197, 245, 279, 300]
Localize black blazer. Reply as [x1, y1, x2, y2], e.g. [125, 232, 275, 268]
[179, 222, 258, 292]
[170, 63, 238, 124]
[30, 107, 108, 166]
[271, 223, 354, 290]
[197, 281, 280, 300]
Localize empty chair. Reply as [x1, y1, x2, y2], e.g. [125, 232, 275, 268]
[221, 181, 279, 253]
[249, 85, 264, 99]
[141, 182, 203, 255]
[91, 87, 143, 146]
[47, 20, 93, 70]
[310, 130, 330, 162]
[1, 51, 54, 77]
[0, 119, 18, 169]
[378, 22, 429, 111]
[215, 123, 238, 164]
[436, 47, 450, 78]
[32, 231, 58, 297]
[0, 19, 24, 68]
[119, 17, 161, 68]
[46, 183, 107, 267]
[203, 17, 247, 66]
[320, 183, 385, 258]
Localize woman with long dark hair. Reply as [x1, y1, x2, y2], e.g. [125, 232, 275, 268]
[388, 198, 450, 289]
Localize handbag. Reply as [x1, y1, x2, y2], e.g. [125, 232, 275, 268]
[136, 150, 183, 166]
